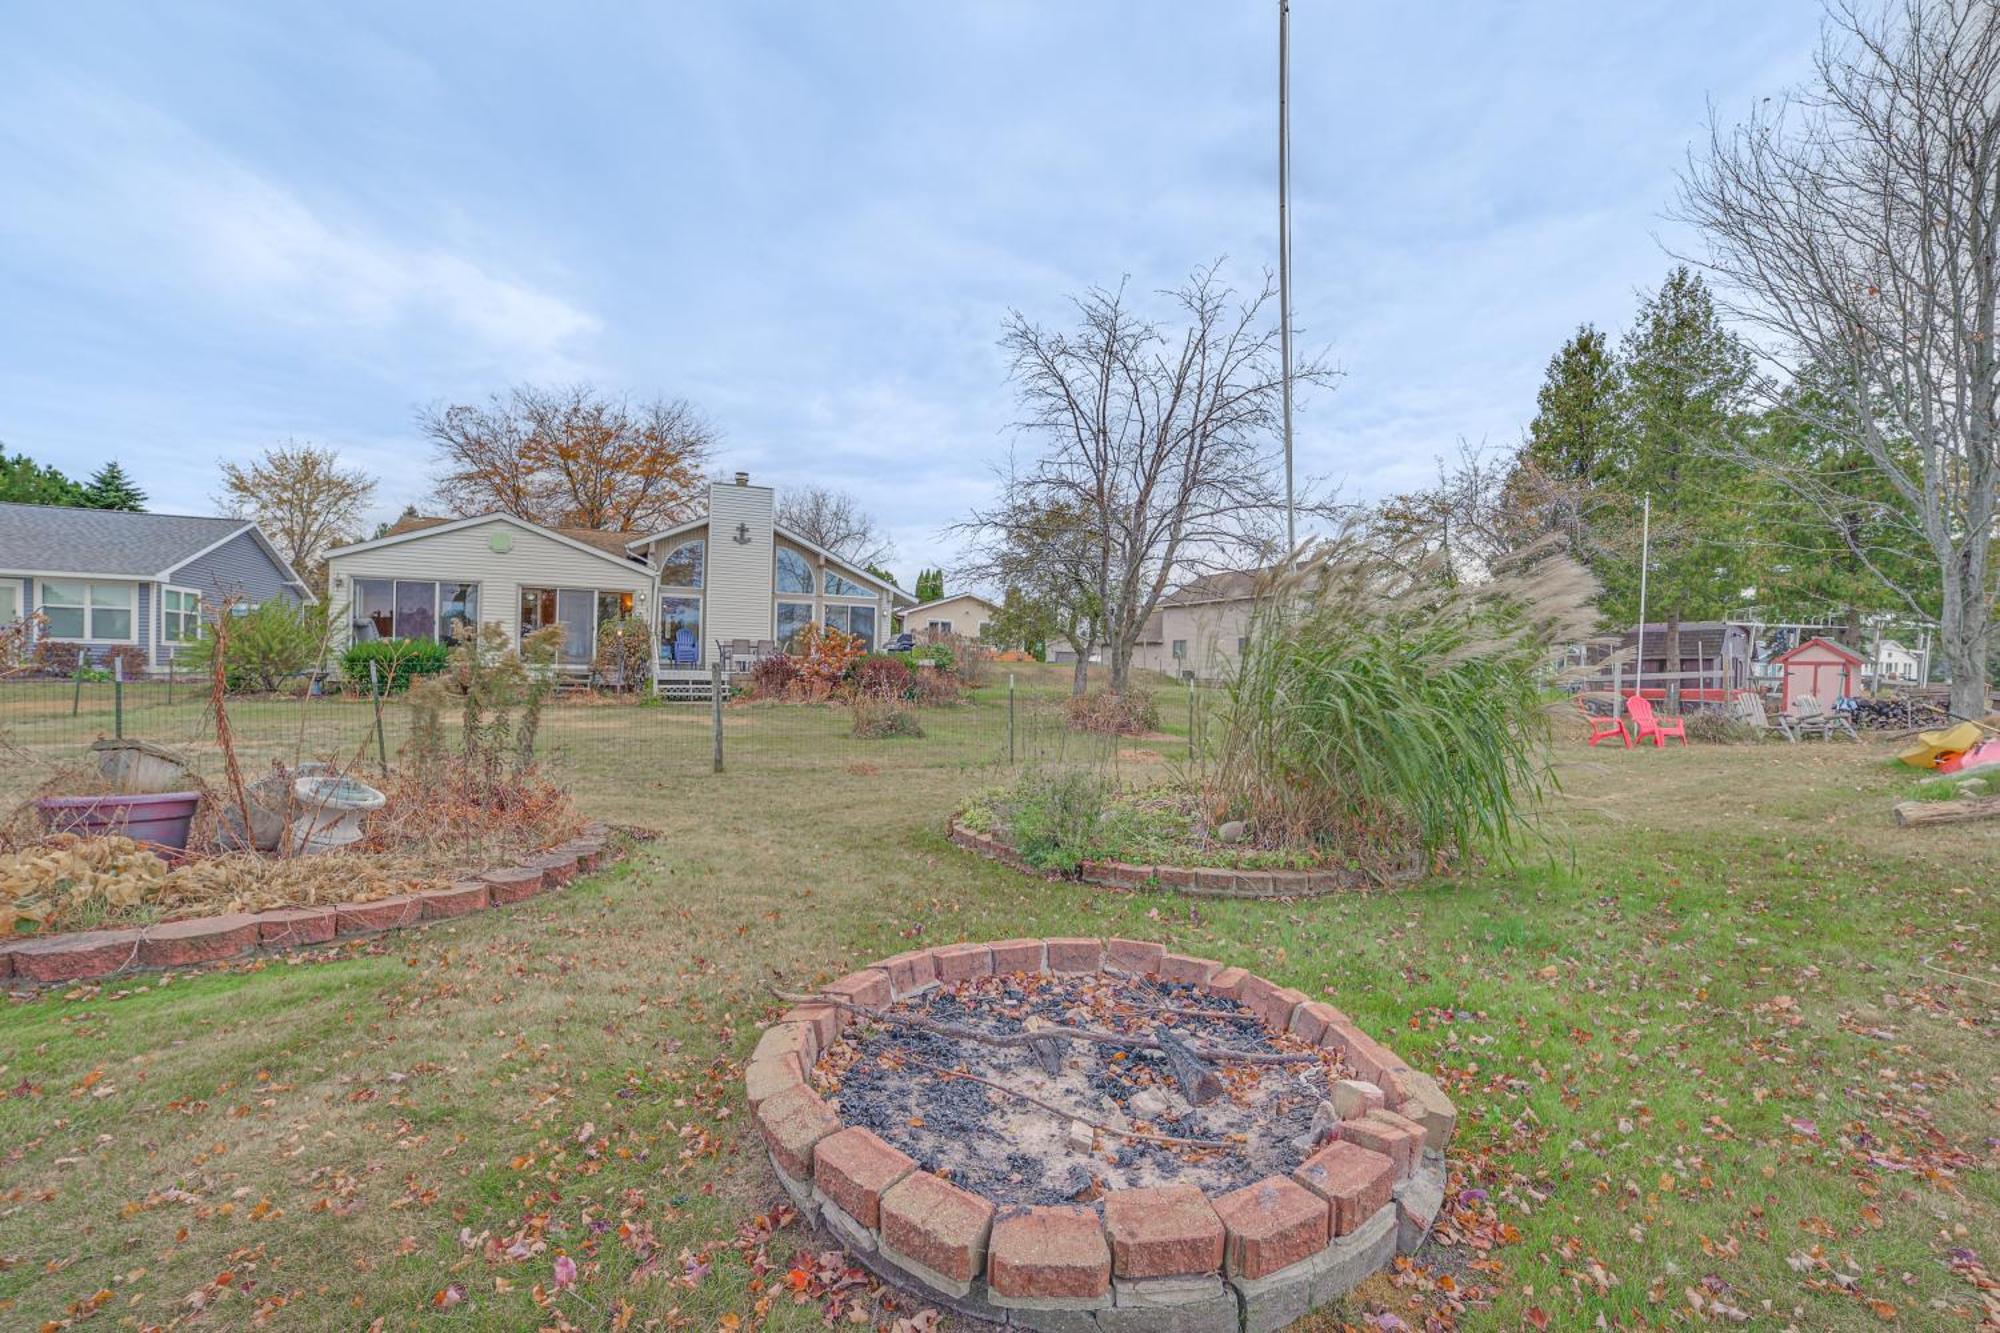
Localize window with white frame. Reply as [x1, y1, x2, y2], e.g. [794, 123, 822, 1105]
[521, 586, 638, 665]
[659, 540, 704, 589]
[351, 578, 479, 643]
[163, 588, 203, 643]
[40, 580, 133, 640]
[776, 600, 814, 650]
[823, 603, 876, 649]
[824, 568, 870, 597]
[776, 548, 813, 594]
[1171, 639, 1187, 660]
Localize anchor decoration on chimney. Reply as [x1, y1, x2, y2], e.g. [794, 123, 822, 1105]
[732, 521, 752, 545]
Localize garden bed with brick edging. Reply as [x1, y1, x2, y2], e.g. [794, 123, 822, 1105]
[750, 939, 1455, 1333]
[948, 817, 1422, 899]
[0, 824, 617, 988]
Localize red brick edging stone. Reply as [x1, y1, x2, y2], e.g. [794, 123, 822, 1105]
[750, 940, 1455, 1332]
[947, 817, 1422, 899]
[0, 825, 615, 988]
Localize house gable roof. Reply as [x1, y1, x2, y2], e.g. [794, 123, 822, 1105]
[1774, 635, 1864, 665]
[0, 502, 308, 593]
[327, 512, 652, 573]
[1162, 566, 1274, 607]
[628, 517, 915, 605]
[906, 593, 1000, 618]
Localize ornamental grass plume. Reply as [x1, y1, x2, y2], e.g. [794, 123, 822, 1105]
[1212, 530, 1600, 868]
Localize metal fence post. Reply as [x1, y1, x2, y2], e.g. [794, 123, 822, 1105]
[113, 657, 124, 739]
[1187, 677, 1196, 763]
[72, 661, 84, 716]
[368, 660, 388, 775]
[1008, 673, 1016, 765]
[711, 661, 725, 772]
[166, 657, 174, 707]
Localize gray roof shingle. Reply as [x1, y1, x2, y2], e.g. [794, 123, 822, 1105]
[0, 502, 253, 578]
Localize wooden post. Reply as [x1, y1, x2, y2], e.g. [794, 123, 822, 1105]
[711, 660, 724, 773]
[72, 660, 84, 716]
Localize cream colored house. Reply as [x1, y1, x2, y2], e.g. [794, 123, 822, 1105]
[324, 473, 913, 692]
[1129, 568, 1267, 682]
[905, 592, 999, 641]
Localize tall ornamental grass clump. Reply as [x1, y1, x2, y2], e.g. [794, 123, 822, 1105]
[1214, 535, 1597, 866]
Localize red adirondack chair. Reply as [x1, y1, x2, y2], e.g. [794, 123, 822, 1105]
[1624, 694, 1688, 748]
[1578, 698, 1630, 748]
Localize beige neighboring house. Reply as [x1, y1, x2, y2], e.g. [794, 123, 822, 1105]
[1129, 567, 1268, 682]
[323, 473, 913, 694]
[905, 592, 998, 641]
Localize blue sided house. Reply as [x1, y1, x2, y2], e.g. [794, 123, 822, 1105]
[0, 502, 312, 673]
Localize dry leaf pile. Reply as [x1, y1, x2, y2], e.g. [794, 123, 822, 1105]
[0, 834, 446, 937]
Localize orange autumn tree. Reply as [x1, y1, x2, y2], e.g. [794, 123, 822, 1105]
[421, 383, 717, 532]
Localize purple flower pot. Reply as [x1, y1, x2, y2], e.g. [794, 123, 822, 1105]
[37, 790, 203, 850]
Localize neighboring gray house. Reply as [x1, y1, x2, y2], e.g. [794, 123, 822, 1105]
[0, 502, 312, 672]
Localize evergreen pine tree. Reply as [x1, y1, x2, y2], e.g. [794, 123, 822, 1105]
[81, 461, 147, 511]
[914, 568, 945, 601]
[1522, 324, 1625, 484]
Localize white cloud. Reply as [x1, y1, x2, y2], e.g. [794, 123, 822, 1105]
[0, 77, 598, 378]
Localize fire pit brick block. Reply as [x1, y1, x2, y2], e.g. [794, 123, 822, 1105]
[479, 866, 546, 904]
[1330, 1077, 1385, 1119]
[7, 928, 142, 983]
[1204, 966, 1250, 1000]
[1107, 1276, 1238, 1329]
[879, 950, 939, 996]
[1292, 1140, 1396, 1236]
[1337, 1113, 1422, 1180]
[814, 1127, 917, 1230]
[1192, 866, 1238, 894]
[1212, 1175, 1329, 1279]
[419, 882, 489, 920]
[757, 1083, 839, 1181]
[1104, 1185, 1224, 1278]
[1324, 1018, 1412, 1100]
[1238, 977, 1307, 1033]
[1289, 1001, 1340, 1045]
[1396, 1072, 1458, 1149]
[823, 969, 892, 1010]
[568, 838, 607, 872]
[987, 1205, 1112, 1307]
[1157, 953, 1222, 986]
[880, 1172, 996, 1293]
[987, 938, 1047, 976]
[252, 907, 337, 947]
[783, 1003, 842, 1048]
[931, 942, 993, 983]
[1393, 1154, 1447, 1254]
[334, 895, 424, 934]
[1043, 937, 1103, 974]
[137, 914, 261, 968]
[1104, 938, 1166, 975]
[743, 1053, 805, 1108]
[753, 1020, 817, 1067]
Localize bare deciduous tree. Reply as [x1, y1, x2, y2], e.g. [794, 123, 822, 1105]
[775, 484, 895, 568]
[1677, 0, 2000, 716]
[422, 384, 715, 533]
[965, 264, 1337, 692]
[215, 441, 376, 590]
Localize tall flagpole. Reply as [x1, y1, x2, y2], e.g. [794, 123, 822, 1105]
[1278, 0, 1296, 553]
[1632, 494, 1652, 715]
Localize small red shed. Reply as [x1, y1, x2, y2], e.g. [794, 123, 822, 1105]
[1774, 636, 1864, 711]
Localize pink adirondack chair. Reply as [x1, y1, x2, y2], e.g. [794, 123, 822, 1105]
[1577, 698, 1630, 748]
[1624, 694, 1687, 748]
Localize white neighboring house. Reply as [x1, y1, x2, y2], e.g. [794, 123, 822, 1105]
[323, 473, 913, 691]
[904, 592, 999, 641]
[1867, 637, 1925, 686]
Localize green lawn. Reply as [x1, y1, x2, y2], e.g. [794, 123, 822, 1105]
[0, 674, 1993, 1330]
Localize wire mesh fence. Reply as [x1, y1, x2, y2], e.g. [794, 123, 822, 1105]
[0, 666, 1223, 816]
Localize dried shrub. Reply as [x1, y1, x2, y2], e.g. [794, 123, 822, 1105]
[1065, 689, 1161, 735]
[852, 654, 915, 700]
[955, 641, 993, 688]
[104, 645, 148, 679]
[910, 666, 965, 707]
[591, 614, 652, 692]
[1681, 709, 1762, 744]
[31, 640, 83, 678]
[748, 653, 798, 700]
[0, 611, 44, 678]
[850, 697, 925, 739]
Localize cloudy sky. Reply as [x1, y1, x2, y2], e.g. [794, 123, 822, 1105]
[0, 2, 1822, 588]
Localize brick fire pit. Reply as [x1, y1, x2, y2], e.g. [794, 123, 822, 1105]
[749, 939, 1454, 1332]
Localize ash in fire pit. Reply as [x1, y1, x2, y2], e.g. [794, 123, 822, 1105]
[817, 974, 1336, 1206]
